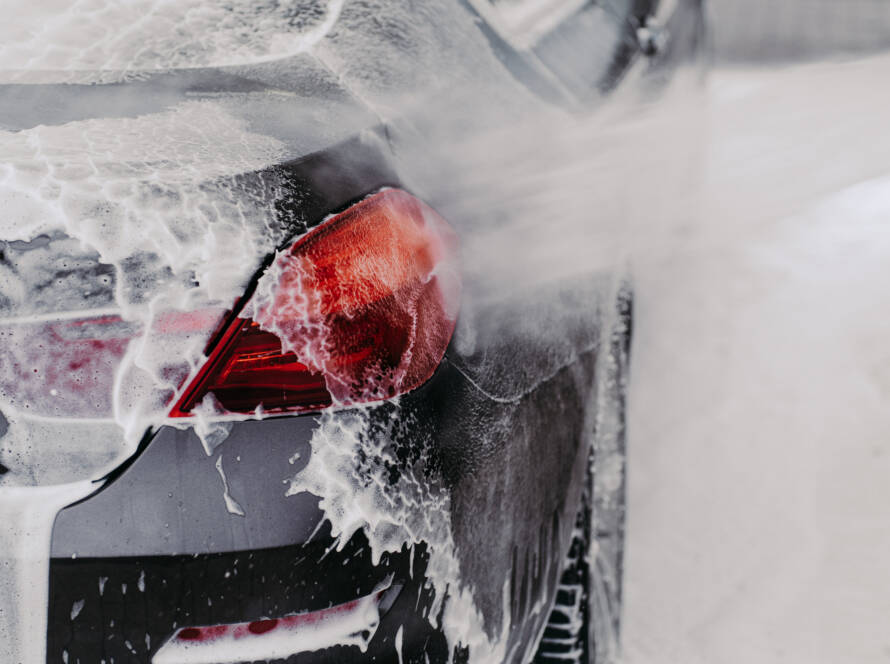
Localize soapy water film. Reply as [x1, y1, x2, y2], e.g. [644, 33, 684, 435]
[2, 0, 889, 662]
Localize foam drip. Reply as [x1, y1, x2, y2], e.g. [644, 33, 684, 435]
[0, 481, 94, 664]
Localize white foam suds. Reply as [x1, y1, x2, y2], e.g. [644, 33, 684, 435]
[0, 0, 345, 76]
[0, 481, 95, 664]
[215, 454, 246, 517]
[284, 406, 510, 662]
[193, 395, 236, 456]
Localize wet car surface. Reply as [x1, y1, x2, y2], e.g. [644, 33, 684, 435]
[0, 1, 703, 662]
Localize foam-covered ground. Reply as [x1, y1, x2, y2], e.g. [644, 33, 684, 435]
[623, 55, 890, 664]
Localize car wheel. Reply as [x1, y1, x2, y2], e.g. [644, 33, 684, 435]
[533, 283, 631, 664]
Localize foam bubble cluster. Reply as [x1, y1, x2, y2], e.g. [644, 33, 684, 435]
[0, 0, 343, 74]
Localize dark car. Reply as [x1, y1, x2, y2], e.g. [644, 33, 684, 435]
[0, 1, 703, 662]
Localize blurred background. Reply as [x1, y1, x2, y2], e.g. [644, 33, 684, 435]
[711, 0, 890, 62]
[622, 2, 890, 664]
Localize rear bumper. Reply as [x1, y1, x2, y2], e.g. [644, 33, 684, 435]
[48, 403, 451, 663]
[46, 352, 472, 663]
[47, 537, 449, 664]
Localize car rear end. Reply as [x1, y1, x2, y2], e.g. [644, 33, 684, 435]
[0, 0, 686, 661]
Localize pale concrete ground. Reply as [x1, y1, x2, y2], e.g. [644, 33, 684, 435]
[620, 7, 890, 662]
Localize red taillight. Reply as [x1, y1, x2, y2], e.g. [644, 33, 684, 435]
[0, 314, 137, 418]
[0, 308, 223, 419]
[170, 189, 460, 417]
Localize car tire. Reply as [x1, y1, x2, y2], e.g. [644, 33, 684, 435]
[532, 283, 631, 664]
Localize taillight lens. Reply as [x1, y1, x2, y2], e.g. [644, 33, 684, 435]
[0, 314, 136, 418]
[0, 308, 223, 419]
[170, 189, 460, 417]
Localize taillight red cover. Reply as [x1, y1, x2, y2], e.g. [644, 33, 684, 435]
[0, 314, 136, 418]
[0, 309, 222, 419]
[170, 189, 460, 417]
